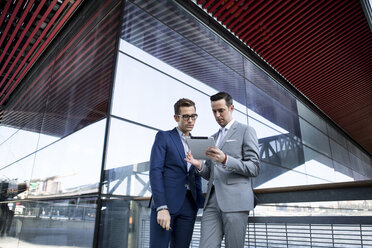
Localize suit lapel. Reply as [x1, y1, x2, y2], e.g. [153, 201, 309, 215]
[169, 128, 187, 169]
[220, 121, 238, 149]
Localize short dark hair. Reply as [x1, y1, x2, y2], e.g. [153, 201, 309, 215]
[174, 98, 196, 115]
[210, 92, 233, 107]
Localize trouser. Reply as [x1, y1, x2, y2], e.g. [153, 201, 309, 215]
[150, 190, 198, 248]
[200, 186, 249, 248]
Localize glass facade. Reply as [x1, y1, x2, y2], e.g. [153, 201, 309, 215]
[0, 0, 121, 246]
[1, 0, 371, 247]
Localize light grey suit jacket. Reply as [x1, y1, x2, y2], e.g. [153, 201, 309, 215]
[198, 121, 260, 212]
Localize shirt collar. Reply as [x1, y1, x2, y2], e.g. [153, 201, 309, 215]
[176, 127, 190, 139]
[222, 119, 235, 131]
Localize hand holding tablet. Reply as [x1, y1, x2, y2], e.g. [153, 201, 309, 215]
[186, 136, 216, 160]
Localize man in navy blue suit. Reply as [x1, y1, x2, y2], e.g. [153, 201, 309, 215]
[149, 98, 204, 248]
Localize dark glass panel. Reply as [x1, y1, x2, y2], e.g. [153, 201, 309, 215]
[330, 139, 350, 167]
[244, 58, 298, 113]
[254, 162, 308, 188]
[246, 80, 302, 138]
[98, 198, 131, 248]
[1, 0, 121, 152]
[327, 124, 347, 149]
[297, 100, 327, 133]
[38, 0, 121, 144]
[300, 118, 331, 157]
[333, 160, 354, 182]
[258, 129, 305, 172]
[122, 1, 246, 105]
[28, 119, 106, 197]
[0, 197, 96, 247]
[303, 146, 334, 182]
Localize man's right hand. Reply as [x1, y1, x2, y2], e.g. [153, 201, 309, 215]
[185, 151, 202, 170]
[157, 209, 171, 230]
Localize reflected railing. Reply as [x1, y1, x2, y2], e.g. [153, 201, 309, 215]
[259, 133, 304, 169]
[130, 181, 372, 248]
[104, 161, 151, 196]
[102, 133, 306, 197]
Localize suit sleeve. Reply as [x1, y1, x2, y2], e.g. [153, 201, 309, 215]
[149, 131, 167, 208]
[224, 126, 260, 177]
[195, 171, 204, 206]
[197, 159, 211, 180]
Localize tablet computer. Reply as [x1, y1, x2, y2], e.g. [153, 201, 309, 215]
[186, 136, 215, 160]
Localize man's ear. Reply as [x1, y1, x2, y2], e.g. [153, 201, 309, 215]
[230, 104, 235, 111]
[174, 114, 179, 122]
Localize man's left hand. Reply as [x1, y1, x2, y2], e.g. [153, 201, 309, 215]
[206, 147, 225, 163]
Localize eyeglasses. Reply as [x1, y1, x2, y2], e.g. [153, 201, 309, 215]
[178, 114, 198, 120]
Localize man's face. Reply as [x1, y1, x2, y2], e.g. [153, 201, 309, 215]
[174, 106, 197, 135]
[211, 99, 234, 127]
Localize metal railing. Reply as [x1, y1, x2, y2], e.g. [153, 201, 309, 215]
[137, 216, 372, 248]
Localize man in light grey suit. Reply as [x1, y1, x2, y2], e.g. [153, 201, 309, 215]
[186, 92, 260, 248]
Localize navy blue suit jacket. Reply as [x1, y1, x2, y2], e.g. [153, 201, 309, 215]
[150, 128, 204, 213]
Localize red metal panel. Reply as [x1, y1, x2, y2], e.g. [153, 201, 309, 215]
[239, 1, 282, 41]
[0, 0, 46, 83]
[214, 0, 234, 19]
[234, 1, 270, 36]
[0, 0, 81, 105]
[0, 0, 35, 70]
[12, 0, 117, 109]
[219, 0, 243, 22]
[203, 0, 216, 9]
[14, 9, 119, 114]
[254, 1, 326, 54]
[0, 0, 51, 94]
[225, 1, 251, 27]
[197, 0, 372, 154]
[228, 1, 256, 30]
[268, 1, 355, 67]
[208, 0, 225, 14]
[0, 0, 23, 46]
[241, 0, 296, 44]
[0, 1, 11, 27]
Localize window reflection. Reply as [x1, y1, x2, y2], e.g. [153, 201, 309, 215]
[104, 118, 155, 196]
[28, 119, 106, 197]
[255, 162, 308, 188]
[0, 126, 39, 169]
[297, 100, 327, 133]
[0, 198, 96, 247]
[299, 118, 331, 157]
[112, 0, 372, 194]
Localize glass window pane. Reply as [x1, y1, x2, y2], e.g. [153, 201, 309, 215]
[28, 119, 106, 197]
[248, 117, 282, 140]
[246, 81, 301, 139]
[326, 124, 347, 149]
[0, 124, 18, 144]
[99, 198, 131, 247]
[254, 118, 306, 173]
[303, 146, 335, 182]
[0, 126, 39, 169]
[333, 160, 354, 182]
[255, 162, 308, 189]
[4, 198, 96, 247]
[112, 52, 248, 134]
[104, 118, 155, 196]
[122, 1, 247, 106]
[244, 58, 298, 114]
[330, 139, 350, 168]
[299, 118, 331, 157]
[0, 155, 34, 200]
[297, 100, 327, 133]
